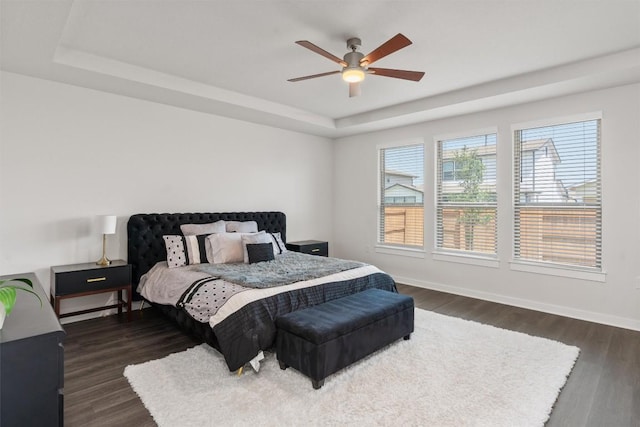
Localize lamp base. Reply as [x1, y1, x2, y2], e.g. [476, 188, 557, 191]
[96, 233, 111, 266]
[96, 256, 111, 266]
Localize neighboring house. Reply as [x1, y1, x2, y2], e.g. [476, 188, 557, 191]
[518, 139, 568, 203]
[384, 170, 416, 187]
[384, 183, 424, 204]
[384, 170, 423, 205]
[567, 179, 599, 204]
[441, 138, 568, 203]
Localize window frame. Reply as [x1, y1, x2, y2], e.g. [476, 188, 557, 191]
[376, 139, 426, 254]
[510, 112, 605, 282]
[433, 128, 499, 263]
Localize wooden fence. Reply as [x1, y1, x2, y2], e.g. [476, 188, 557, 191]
[382, 206, 424, 246]
[383, 205, 599, 267]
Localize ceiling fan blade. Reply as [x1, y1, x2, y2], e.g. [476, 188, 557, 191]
[288, 70, 341, 82]
[368, 67, 425, 81]
[360, 33, 412, 66]
[295, 41, 348, 67]
[349, 82, 361, 98]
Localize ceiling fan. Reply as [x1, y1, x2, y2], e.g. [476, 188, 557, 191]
[288, 33, 425, 97]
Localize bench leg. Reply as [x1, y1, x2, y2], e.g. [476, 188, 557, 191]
[312, 379, 324, 390]
[279, 360, 288, 370]
[403, 333, 411, 340]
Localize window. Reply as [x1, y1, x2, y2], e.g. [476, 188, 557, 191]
[442, 160, 456, 181]
[513, 118, 601, 270]
[379, 143, 424, 248]
[436, 133, 497, 256]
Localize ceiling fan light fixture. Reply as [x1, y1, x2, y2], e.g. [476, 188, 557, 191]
[342, 68, 365, 83]
[289, 34, 423, 96]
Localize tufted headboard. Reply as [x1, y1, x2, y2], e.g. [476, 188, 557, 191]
[127, 211, 286, 297]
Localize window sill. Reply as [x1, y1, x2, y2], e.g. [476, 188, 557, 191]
[375, 245, 426, 259]
[509, 260, 606, 282]
[432, 251, 500, 268]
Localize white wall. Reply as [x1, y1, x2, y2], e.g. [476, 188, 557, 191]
[333, 83, 640, 330]
[0, 71, 334, 321]
[3, 70, 639, 330]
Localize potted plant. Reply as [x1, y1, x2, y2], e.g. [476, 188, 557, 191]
[0, 278, 42, 329]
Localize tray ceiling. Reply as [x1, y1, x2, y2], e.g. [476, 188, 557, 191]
[2, 0, 639, 137]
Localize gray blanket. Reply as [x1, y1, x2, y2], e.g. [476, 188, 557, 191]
[197, 252, 365, 289]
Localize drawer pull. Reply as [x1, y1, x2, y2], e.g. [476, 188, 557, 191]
[87, 277, 106, 283]
[311, 248, 320, 252]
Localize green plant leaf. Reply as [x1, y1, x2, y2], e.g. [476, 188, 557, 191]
[0, 287, 17, 315]
[0, 278, 41, 315]
[0, 278, 33, 288]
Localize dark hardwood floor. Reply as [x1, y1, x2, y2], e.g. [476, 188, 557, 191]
[62, 285, 640, 426]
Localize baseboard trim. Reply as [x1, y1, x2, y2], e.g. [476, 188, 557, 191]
[393, 274, 640, 332]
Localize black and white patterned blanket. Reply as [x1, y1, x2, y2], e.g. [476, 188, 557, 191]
[210, 269, 396, 371]
[168, 253, 397, 371]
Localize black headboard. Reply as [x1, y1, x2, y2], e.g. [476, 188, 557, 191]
[127, 211, 286, 291]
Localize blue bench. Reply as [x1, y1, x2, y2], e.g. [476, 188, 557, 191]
[275, 288, 414, 389]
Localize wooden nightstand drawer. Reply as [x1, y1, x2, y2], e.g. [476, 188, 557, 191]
[286, 240, 329, 257]
[52, 261, 131, 296]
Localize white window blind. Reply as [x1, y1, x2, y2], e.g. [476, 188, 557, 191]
[513, 119, 601, 270]
[379, 143, 424, 248]
[436, 133, 497, 255]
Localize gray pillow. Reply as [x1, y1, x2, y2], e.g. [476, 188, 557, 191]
[180, 220, 225, 236]
[226, 220, 258, 233]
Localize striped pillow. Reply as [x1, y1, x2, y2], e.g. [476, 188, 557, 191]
[269, 232, 288, 255]
[163, 234, 209, 268]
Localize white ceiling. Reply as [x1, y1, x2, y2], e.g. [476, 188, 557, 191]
[2, 0, 640, 137]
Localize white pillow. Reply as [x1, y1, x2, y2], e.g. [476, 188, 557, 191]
[226, 220, 258, 233]
[241, 232, 272, 263]
[180, 220, 225, 236]
[207, 232, 258, 264]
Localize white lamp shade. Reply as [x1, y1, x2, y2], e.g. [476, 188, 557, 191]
[98, 215, 117, 234]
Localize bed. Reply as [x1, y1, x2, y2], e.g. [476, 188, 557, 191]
[127, 211, 397, 372]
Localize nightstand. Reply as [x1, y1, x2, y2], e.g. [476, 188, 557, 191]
[286, 240, 329, 257]
[50, 260, 132, 321]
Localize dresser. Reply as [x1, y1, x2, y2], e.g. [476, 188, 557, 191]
[0, 272, 65, 427]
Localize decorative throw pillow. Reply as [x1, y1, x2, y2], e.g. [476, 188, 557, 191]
[207, 232, 258, 264]
[246, 243, 275, 264]
[226, 220, 259, 233]
[180, 220, 225, 236]
[241, 231, 271, 263]
[163, 234, 209, 268]
[269, 232, 288, 255]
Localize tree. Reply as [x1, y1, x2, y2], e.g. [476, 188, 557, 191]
[449, 147, 493, 251]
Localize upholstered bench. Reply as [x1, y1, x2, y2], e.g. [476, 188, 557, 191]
[275, 288, 414, 389]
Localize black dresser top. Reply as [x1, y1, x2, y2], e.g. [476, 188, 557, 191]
[0, 272, 64, 344]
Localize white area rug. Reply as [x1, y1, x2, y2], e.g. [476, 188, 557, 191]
[124, 308, 579, 427]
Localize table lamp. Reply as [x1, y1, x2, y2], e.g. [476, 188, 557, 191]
[96, 215, 117, 266]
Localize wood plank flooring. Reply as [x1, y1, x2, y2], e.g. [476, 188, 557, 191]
[62, 285, 640, 426]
